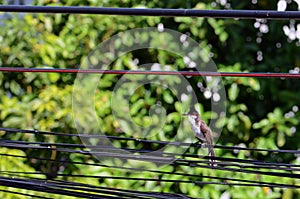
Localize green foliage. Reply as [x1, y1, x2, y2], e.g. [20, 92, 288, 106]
[1, 0, 300, 198]
[0, 147, 77, 199]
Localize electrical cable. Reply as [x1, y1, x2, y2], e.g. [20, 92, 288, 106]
[0, 176, 196, 199]
[1, 127, 299, 155]
[1, 171, 299, 189]
[2, 139, 300, 168]
[3, 127, 300, 186]
[0, 5, 300, 19]
[1, 153, 299, 189]
[0, 176, 132, 199]
[0, 67, 300, 78]
[1, 145, 299, 174]
[1, 140, 300, 179]
[1, 138, 300, 169]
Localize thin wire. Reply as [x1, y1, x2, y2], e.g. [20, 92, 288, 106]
[2, 128, 300, 189]
[48, 179, 191, 199]
[2, 141, 300, 178]
[1, 127, 300, 154]
[0, 176, 195, 199]
[1, 171, 299, 189]
[3, 139, 300, 167]
[0, 67, 300, 78]
[7, 176, 165, 199]
[3, 169, 299, 189]
[0, 5, 300, 19]
[48, 179, 197, 199]
[176, 159, 300, 179]
[47, 178, 195, 199]
[0, 176, 131, 199]
[2, 128, 300, 174]
[1, 153, 299, 189]
[1, 143, 300, 174]
[2, 139, 300, 171]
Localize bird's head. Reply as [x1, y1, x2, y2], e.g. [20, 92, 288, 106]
[182, 112, 201, 120]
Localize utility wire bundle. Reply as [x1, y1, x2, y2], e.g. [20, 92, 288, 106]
[0, 127, 299, 198]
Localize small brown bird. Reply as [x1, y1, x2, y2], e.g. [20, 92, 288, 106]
[183, 112, 216, 166]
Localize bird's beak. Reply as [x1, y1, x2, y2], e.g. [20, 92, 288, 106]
[181, 113, 189, 116]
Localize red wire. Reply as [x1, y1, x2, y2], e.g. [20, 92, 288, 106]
[0, 67, 300, 78]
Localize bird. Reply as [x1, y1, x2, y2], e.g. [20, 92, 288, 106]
[183, 112, 216, 166]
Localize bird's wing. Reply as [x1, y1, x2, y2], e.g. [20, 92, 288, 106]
[200, 120, 213, 144]
[200, 120, 215, 158]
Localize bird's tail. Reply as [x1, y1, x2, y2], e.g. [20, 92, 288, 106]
[208, 146, 217, 167]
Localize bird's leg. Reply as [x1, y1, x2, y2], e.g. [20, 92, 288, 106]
[194, 140, 201, 145]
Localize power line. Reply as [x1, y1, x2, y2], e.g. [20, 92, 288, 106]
[1, 127, 300, 155]
[1, 118, 299, 192]
[2, 138, 300, 177]
[1, 141, 299, 173]
[0, 176, 141, 199]
[1, 172, 299, 189]
[0, 176, 196, 199]
[2, 138, 300, 170]
[0, 5, 299, 19]
[2, 153, 299, 190]
[0, 67, 300, 78]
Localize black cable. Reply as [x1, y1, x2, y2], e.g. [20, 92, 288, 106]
[47, 178, 196, 199]
[1, 127, 300, 154]
[2, 138, 300, 174]
[49, 180, 185, 199]
[214, 144, 300, 154]
[0, 139, 174, 154]
[0, 142, 176, 165]
[2, 127, 300, 188]
[0, 5, 299, 19]
[1, 154, 297, 186]
[0, 176, 121, 199]
[1, 152, 299, 189]
[0, 141, 274, 166]
[2, 139, 300, 158]
[1, 127, 187, 146]
[1, 67, 300, 79]
[3, 169, 299, 190]
[2, 139, 299, 173]
[1, 172, 299, 189]
[0, 142, 177, 164]
[2, 139, 300, 172]
[174, 159, 300, 179]
[1, 139, 300, 170]
[0, 176, 195, 199]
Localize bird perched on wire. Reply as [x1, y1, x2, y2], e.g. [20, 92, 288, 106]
[183, 112, 216, 166]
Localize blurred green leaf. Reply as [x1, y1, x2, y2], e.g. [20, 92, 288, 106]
[228, 83, 239, 101]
